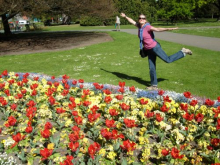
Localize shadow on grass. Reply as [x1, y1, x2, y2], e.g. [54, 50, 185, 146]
[101, 68, 168, 86]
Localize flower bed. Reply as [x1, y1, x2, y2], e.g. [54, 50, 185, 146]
[0, 70, 220, 165]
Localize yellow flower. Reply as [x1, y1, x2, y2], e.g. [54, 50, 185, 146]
[98, 148, 106, 156]
[116, 122, 122, 129]
[189, 125, 197, 133]
[47, 143, 55, 150]
[208, 126, 216, 132]
[65, 119, 73, 127]
[107, 151, 117, 160]
[186, 134, 194, 142]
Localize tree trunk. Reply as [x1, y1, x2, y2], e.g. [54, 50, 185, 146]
[1, 14, 12, 36]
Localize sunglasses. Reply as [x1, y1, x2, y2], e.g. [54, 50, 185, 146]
[139, 17, 146, 20]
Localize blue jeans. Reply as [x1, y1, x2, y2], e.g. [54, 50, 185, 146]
[147, 43, 184, 86]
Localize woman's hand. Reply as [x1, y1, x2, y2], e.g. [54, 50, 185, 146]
[120, 13, 126, 18]
[168, 27, 178, 30]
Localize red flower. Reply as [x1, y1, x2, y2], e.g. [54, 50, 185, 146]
[72, 80, 77, 85]
[78, 79, 84, 83]
[69, 132, 80, 142]
[83, 101, 91, 107]
[183, 91, 191, 98]
[88, 142, 101, 159]
[23, 73, 29, 78]
[109, 109, 118, 116]
[10, 103, 17, 111]
[56, 107, 66, 114]
[83, 89, 90, 95]
[93, 83, 103, 90]
[0, 83, 5, 90]
[119, 81, 125, 87]
[69, 141, 79, 152]
[211, 138, 220, 147]
[72, 126, 80, 132]
[69, 102, 76, 110]
[88, 113, 101, 123]
[53, 82, 59, 87]
[104, 96, 112, 104]
[12, 132, 25, 142]
[161, 149, 169, 156]
[155, 113, 163, 122]
[31, 83, 38, 89]
[145, 110, 154, 118]
[69, 97, 75, 103]
[5, 116, 17, 127]
[62, 89, 69, 96]
[45, 122, 53, 129]
[218, 96, 220, 102]
[11, 133, 25, 148]
[139, 99, 148, 105]
[90, 105, 99, 113]
[101, 129, 124, 140]
[41, 129, 51, 138]
[62, 74, 69, 79]
[190, 99, 198, 106]
[118, 87, 125, 93]
[102, 89, 112, 95]
[105, 119, 116, 128]
[27, 100, 36, 107]
[124, 118, 137, 128]
[120, 103, 130, 111]
[163, 96, 172, 102]
[120, 140, 136, 152]
[4, 89, 10, 96]
[183, 112, 194, 121]
[33, 77, 39, 81]
[40, 148, 53, 160]
[72, 111, 78, 116]
[60, 155, 74, 165]
[26, 107, 37, 119]
[25, 121, 33, 133]
[129, 86, 136, 92]
[180, 103, 188, 112]
[213, 107, 220, 118]
[207, 146, 213, 150]
[115, 95, 123, 100]
[101, 128, 113, 140]
[49, 96, 56, 105]
[158, 90, 165, 96]
[205, 99, 215, 106]
[2, 70, 8, 76]
[74, 116, 83, 125]
[195, 113, 204, 123]
[160, 104, 169, 112]
[171, 147, 184, 159]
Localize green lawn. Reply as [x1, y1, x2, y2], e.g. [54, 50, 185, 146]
[1, 31, 220, 99]
[173, 28, 220, 38]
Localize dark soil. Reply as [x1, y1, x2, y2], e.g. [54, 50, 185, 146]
[0, 32, 113, 56]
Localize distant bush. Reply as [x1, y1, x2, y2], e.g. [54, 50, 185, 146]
[80, 16, 103, 26]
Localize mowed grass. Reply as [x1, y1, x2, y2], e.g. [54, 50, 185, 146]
[0, 31, 220, 99]
[173, 28, 220, 38]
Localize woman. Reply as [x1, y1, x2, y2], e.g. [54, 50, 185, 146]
[120, 13, 192, 90]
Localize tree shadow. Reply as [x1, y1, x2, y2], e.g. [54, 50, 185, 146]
[101, 68, 168, 86]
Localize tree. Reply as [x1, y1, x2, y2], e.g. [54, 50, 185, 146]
[156, 0, 194, 23]
[114, 0, 157, 24]
[0, 0, 116, 35]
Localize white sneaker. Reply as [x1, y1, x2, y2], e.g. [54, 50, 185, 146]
[182, 48, 192, 55]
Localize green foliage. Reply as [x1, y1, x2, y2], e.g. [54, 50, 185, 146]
[114, 0, 157, 23]
[157, 0, 194, 22]
[80, 16, 103, 26]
